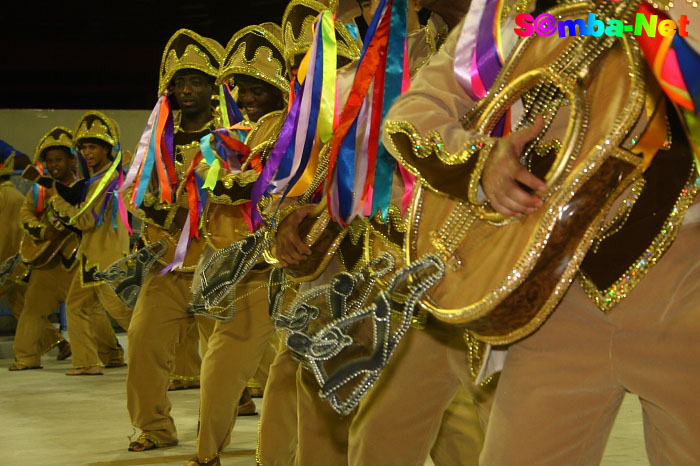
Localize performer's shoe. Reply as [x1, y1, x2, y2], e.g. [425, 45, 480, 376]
[185, 455, 221, 466]
[8, 362, 42, 371]
[65, 365, 103, 376]
[56, 340, 72, 361]
[237, 388, 257, 416]
[104, 361, 127, 368]
[168, 380, 200, 391]
[128, 433, 177, 452]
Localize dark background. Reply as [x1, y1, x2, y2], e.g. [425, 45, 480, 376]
[1, 1, 295, 109]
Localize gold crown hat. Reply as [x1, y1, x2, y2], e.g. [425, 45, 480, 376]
[282, 0, 361, 69]
[220, 23, 290, 95]
[74, 111, 120, 149]
[34, 127, 73, 163]
[159, 29, 225, 96]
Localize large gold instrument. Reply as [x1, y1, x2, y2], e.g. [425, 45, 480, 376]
[407, 1, 649, 344]
[19, 226, 79, 269]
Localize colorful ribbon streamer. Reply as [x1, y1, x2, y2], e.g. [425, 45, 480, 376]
[249, 10, 337, 227]
[32, 160, 46, 213]
[326, 0, 411, 224]
[70, 144, 131, 233]
[120, 94, 176, 208]
[185, 129, 251, 239]
[636, 5, 700, 115]
[636, 4, 700, 182]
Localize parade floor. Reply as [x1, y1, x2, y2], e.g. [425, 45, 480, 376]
[0, 334, 650, 466]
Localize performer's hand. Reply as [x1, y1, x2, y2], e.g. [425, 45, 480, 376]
[43, 224, 59, 241]
[276, 204, 315, 267]
[482, 116, 547, 217]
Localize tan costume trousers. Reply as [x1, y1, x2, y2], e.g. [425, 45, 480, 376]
[170, 320, 203, 384]
[65, 272, 133, 368]
[126, 270, 215, 446]
[3, 282, 26, 321]
[258, 337, 299, 466]
[296, 321, 489, 466]
[429, 387, 486, 466]
[13, 264, 72, 366]
[480, 220, 700, 465]
[196, 269, 275, 461]
[249, 332, 279, 393]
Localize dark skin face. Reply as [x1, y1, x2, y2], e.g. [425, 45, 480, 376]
[235, 75, 285, 123]
[172, 70, 215, 131]
[79, 140, 111, 174]
[43, 148, 74, 184]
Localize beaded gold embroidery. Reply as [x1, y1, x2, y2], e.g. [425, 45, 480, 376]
[589, 175, 646, 254]
[384, 119, 496, 196]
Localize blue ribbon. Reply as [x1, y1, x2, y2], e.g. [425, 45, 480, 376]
[132, 113, 159, 208]
[281, 25, 325, 199]
[673, 34, 700, 114]
[371, 0, 407, 219]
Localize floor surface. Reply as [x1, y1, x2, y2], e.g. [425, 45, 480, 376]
[0, 334, 650, 466]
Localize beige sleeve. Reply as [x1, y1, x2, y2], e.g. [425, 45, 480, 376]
[382, 18, 497, 202]
[50, 194, 97, 231]
[19, 191, 45, 240]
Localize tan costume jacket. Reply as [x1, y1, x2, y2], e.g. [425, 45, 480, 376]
[19, 189, 80, 270]
[201, 110, 286, 250]
[50, 166, 129, 285]
[127, 114, 220, 272]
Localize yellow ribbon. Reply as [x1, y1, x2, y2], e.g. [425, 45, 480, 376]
[69, 150, 122, 224]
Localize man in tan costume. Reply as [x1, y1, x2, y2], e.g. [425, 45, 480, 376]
[263, 1, 487, 465]
[185, 22, 290, 466]
[124, 29, 224, 452]
[0, 142, 29, 344]
[255, 2, 364, 464]
[51, 112, 133, 376]
[10, 127, 77, 370]
[348, 0, 700, 464]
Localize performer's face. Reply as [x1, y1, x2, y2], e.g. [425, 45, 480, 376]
[235, 75, 284, 123]
[172, 71, 215, 117]
[43, 148, 72, 182]
[79, 140, 110, 172]
[359, 0, 372, 23]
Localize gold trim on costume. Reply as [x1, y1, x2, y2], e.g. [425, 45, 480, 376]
[384, 119, 496, 197]
[579, 168, 700, 311]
